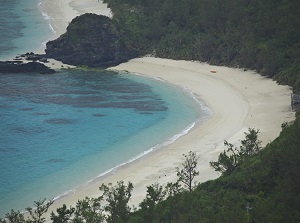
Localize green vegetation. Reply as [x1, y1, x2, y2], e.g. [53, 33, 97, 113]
[176, 151, 199, 192]
[66, 13, 117, 44]
[104, 0, 300, 93]
[1, 199, 53, 223]
[210, 128, 262, 175]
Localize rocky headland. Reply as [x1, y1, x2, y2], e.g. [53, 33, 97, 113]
[45, 13, 138, 68]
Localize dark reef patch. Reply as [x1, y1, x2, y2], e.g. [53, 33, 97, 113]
[19, 107, 34, 111]
[47, 158, 64, 163]
[99, 101, 168, 112]
[139, 111, 153, 115]
[117, 95, 152, 100]
[34, 112, 51, 116]
[44, 118, 77, 125]
[92, 114, 106, 117]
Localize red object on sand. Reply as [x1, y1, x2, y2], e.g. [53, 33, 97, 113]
[210, 70, 217, 73]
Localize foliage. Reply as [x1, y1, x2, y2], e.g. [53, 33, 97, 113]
[239, 128, 262, 157]
[0, 199, 53, 223]
[72, 197, 104, 223]
[25, 199, 54, 223]
[176, 151, 199, 192]
[104, 0, 300, 93]
[209, 142, 239, 176]
[128, 114, 300, 222]
[100, 181, 133, 223]
[137, 183, 166, 223]
[210, 128, 261, 175]
[50, 204, 75, 223]
[0, 210, 26, 223]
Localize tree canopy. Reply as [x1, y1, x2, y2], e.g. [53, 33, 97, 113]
[104, 0, 300, 93]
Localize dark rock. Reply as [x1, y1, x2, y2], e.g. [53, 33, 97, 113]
[46, 13, 138, 68]
[24, 54, 46, 62]
[7, 60, 23, 64]
[39, 58, 48, 63]
[0, 61, 55, 74]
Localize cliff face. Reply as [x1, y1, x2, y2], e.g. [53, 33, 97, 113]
[46, 13, 137, 68]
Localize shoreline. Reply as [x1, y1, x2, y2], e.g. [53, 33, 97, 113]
[16, 0, 295, 220]
[43, 57, 295, 221]
[52, 117, 203, 204]
[48, 73, 210, 205]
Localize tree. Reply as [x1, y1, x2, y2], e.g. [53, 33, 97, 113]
[239, 128, 262, 157]
[25, 198, 54, 223]
[209, 141, 239, 175]
[99, 181, 133, 223]
[139, 183, 166, 223]
[72, 196, 105, 223]
[210, 128, 261, 175]
[0, 210, 26, 223]
[176, 151, 199, 192]
[164, 182, 182, 197]
[50, 204, 75, 223]
[50, 196, 105, 223]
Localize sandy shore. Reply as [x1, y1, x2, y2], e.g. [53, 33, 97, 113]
[43, 57, 295, 220]
[37, 0, 295, 220]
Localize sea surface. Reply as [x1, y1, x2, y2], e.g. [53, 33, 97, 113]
[0, 0, 53, 61]
[0, 0, 210, 216]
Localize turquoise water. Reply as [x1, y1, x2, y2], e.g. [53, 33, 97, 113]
[0, 0, 53, 60]
[0, 70, 208, 215]
[0, 1, 209, 216]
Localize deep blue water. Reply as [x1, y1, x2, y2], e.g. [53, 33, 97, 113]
[0, 0, 209, 216]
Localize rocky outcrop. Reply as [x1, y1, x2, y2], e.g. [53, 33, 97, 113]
[19, 52, 48, 62]
[0, 61, 55, 74]
[46, 13, 138, 68]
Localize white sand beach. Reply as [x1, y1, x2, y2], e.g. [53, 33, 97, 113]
[39, 0, 295, 220]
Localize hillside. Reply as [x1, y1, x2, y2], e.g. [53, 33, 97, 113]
[126, 111, 300, 222]
[46, 0, 300, 93]
[103, 0, 300, 93]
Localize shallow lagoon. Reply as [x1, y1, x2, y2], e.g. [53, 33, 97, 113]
[0, 1, 208, 215]
[0, 69, 208, 215]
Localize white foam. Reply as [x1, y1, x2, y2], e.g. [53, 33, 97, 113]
[37, 0, 56, 48]
[52, 189, 75, 202]
[84, 120, 201, 185]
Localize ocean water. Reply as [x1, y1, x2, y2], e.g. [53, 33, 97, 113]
[0, 0, 53, 60]
[0, 1, 210, 216]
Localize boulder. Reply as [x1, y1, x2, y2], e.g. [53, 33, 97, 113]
[39, 58, 48, 63]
